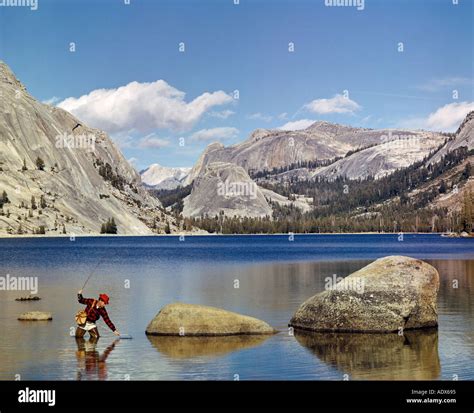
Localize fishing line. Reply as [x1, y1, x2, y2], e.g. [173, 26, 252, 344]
[78, 242, 133, 339]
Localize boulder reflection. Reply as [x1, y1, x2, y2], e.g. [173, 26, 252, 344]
[147, 335, 271, 359]
[295, 328, 440, 380]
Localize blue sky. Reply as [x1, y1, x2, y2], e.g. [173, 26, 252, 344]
[0, 0, 472, 170]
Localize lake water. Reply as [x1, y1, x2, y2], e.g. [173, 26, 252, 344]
[0, 234, 473, 380]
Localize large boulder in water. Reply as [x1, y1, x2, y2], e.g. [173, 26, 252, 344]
[146, 303, 276, 336]
[289, 256, 439, 333]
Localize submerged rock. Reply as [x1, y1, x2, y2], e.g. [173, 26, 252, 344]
[18, 311, 52, 321]
[146, 303, 276, 336]
[289, 256, 439, 333]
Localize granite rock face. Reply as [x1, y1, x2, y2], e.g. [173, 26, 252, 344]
[0, 61, 174, 235]
[427, 111, 474, 165]
[185, 122, 446, 184]
[313, 130, 446, 181]
[182, 162, 273, 218]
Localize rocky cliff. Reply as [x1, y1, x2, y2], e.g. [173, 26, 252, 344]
[0, 61, 173, 235]
[427, 111, 473, 165]
[182, 162, 273, 218]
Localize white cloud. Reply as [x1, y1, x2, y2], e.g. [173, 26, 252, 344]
[247, 112, 273, 122]
[304, 94, 361, 115]
[278, 119, 315, 131]
[42, 96, 61, 105]
[138, 134, 171, 149]
[278, 112, 289, 120]
[426, 101, 474, 131]
[418, 77, 472, 92]
[58, 80, 233, 134]
[209, 110, 235, 119]
[189, 127, 239, 142]
[397, 101, 474, 131]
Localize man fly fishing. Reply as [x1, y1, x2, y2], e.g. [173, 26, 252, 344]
[75, 289, 120, 340]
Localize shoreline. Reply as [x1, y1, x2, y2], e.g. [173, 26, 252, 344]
[0, 231, 462, 240]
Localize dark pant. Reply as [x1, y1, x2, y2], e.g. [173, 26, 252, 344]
[75, 326, 100, 340]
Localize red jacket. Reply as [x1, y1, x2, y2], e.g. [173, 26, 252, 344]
[78, 293, 116, 332]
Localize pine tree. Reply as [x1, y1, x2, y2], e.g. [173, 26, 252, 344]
[462, 163, 472, 180]
[108, 218, 117, 234]
[100, 218, 118, 234]
[35, 157, 45, 171]
[40, 195, 46, 209]
[439, 180, 447, 194]
[0, 190, 9, 208]
[461, 191, 473, 232]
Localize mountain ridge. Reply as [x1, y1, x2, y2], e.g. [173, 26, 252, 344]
[185, 121, 447, 184]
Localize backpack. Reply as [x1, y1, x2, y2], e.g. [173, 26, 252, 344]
[75, 299, 97, 326]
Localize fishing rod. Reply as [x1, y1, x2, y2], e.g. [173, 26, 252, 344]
[80, 239, 125, 291]
[80, 253, 108, 291]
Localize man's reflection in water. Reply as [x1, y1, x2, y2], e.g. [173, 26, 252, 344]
[75, 337, 119, 380]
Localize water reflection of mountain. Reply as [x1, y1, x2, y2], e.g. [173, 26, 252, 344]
[147, 335, 270, 359]
[295, 329, 440, 380]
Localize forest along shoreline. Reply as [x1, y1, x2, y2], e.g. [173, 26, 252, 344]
[1, 231, 473, 239]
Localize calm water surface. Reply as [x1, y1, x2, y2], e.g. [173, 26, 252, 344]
[0, 234, 473, 380]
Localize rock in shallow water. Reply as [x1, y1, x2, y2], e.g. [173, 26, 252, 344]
[15, 295, 41, 301]
[18, 311, 52, 321]
[289, 256, 439, 333]
[146, 303, 276, 336]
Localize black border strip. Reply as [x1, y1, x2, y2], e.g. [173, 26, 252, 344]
[0, 380, 472, 412]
